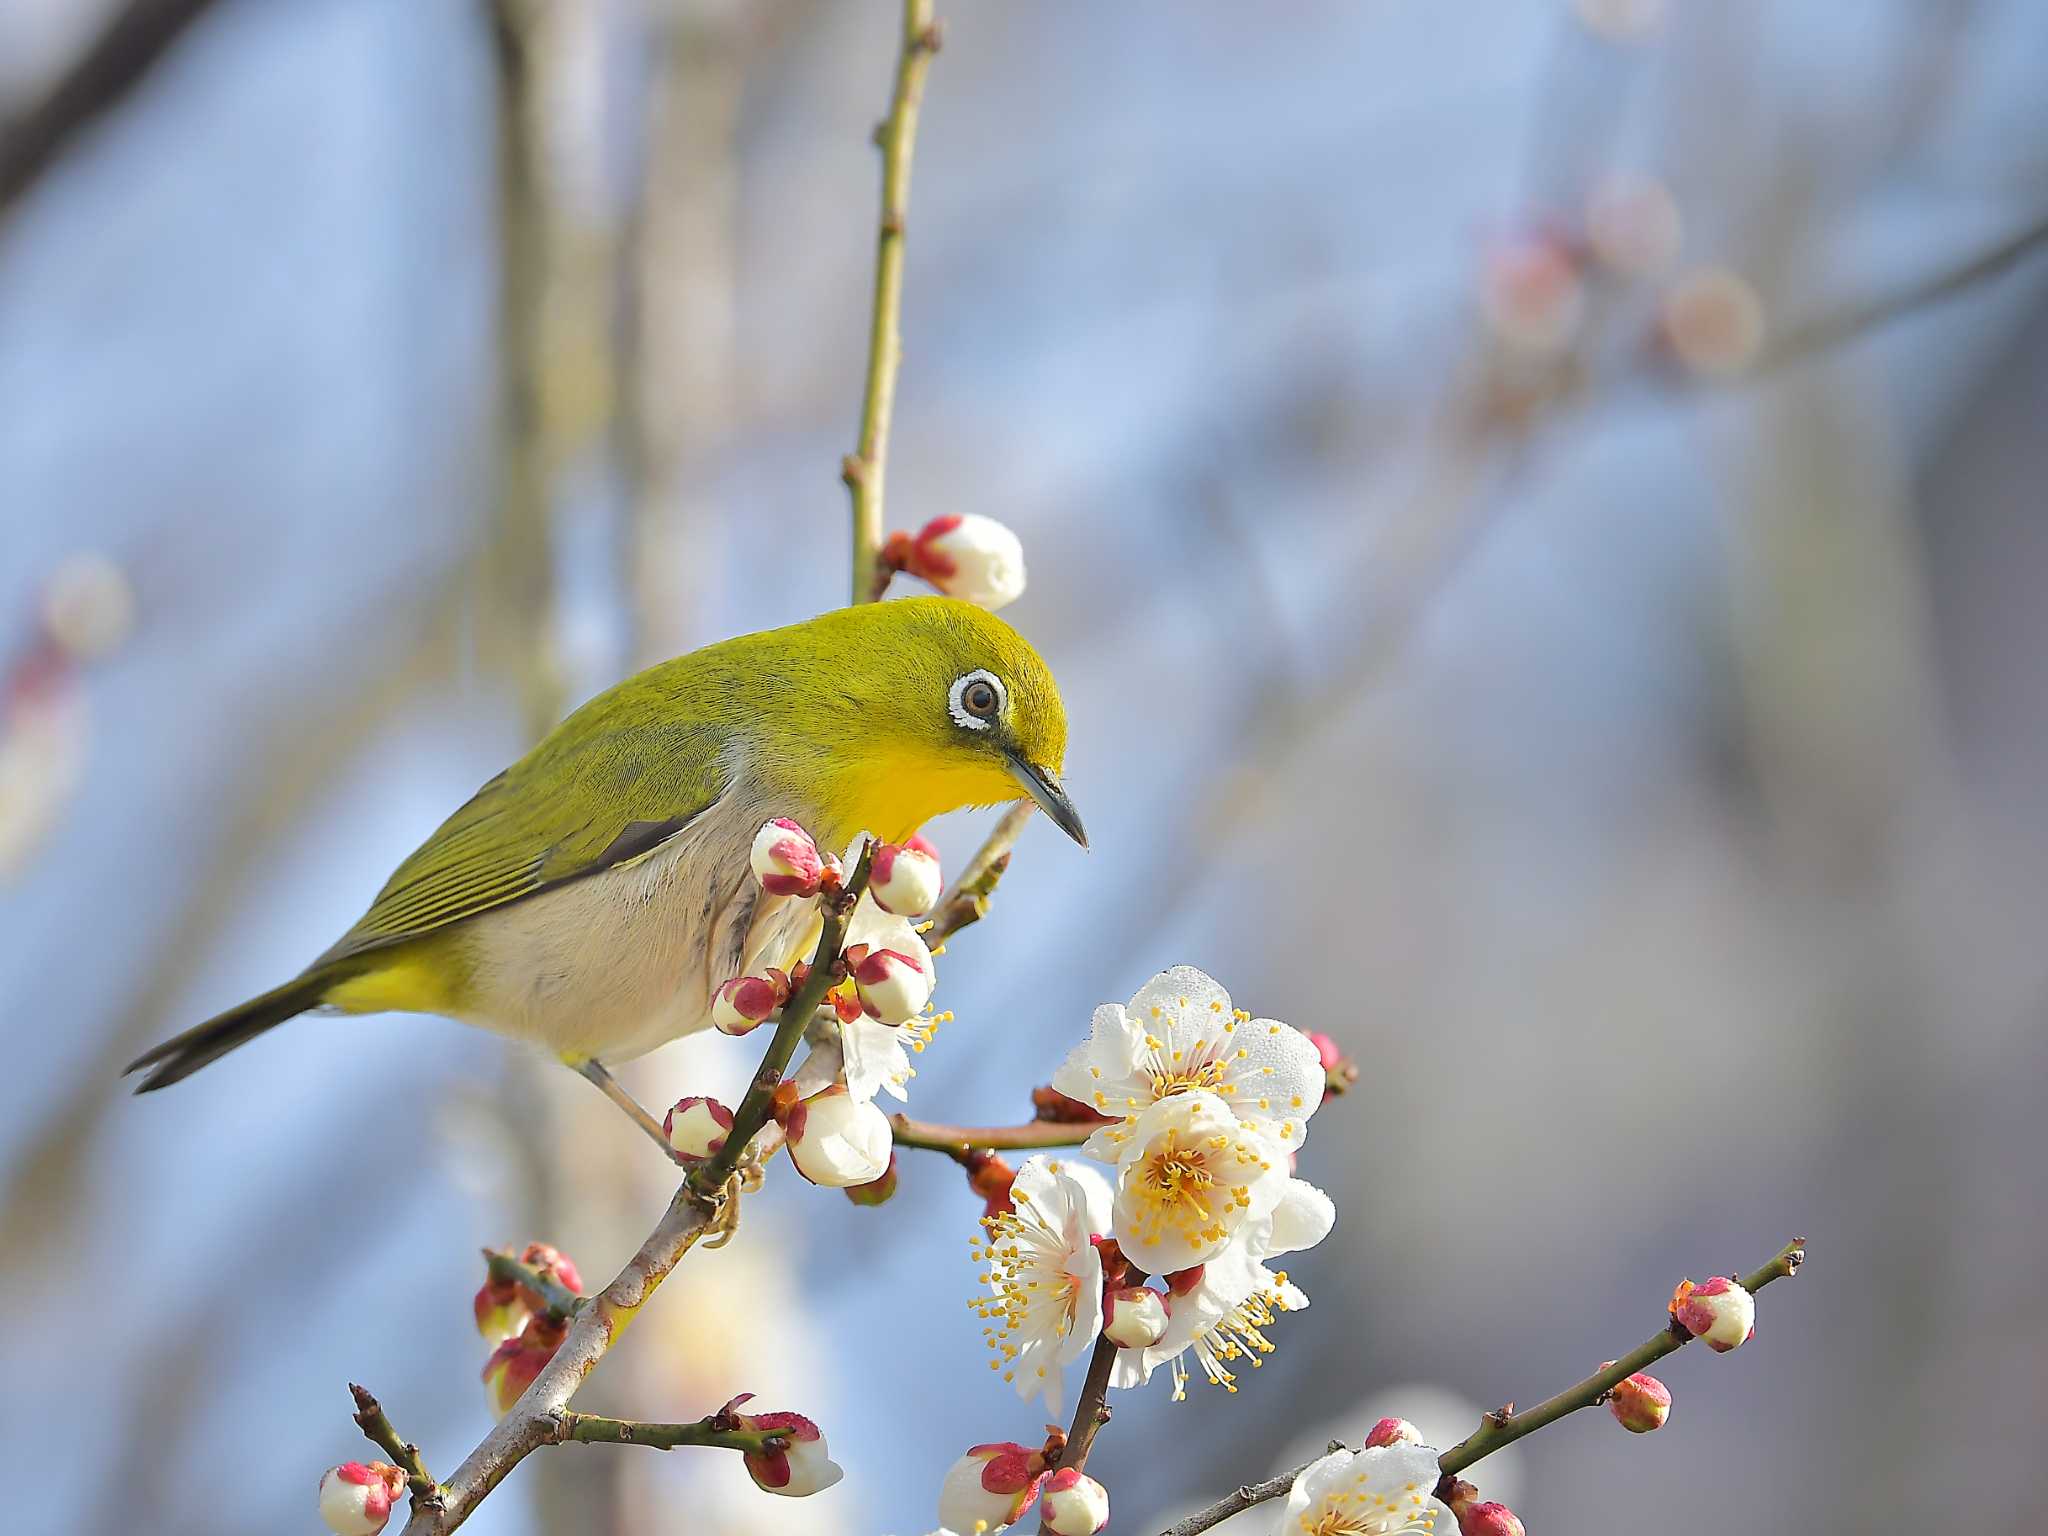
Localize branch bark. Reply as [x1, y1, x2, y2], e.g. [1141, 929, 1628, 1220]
[926, 801, 1035, 947]
[1039, 1332, 1119, 1533]
[350, 1384, 440, 1507]
[890, 1113, 1098, 1160]
[1156, 1239, 1807, 1536]
[844, 0, 943, 604]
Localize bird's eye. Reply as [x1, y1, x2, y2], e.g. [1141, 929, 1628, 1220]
[948, 669, 1006, 732]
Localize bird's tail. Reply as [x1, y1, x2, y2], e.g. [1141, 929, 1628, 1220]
[124, 973, 333, 1092]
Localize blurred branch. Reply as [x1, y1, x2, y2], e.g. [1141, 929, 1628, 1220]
[926, 800, 1033, 947]
[484, 1249, 583, 1325]
[393, 854, 874, 1535]
[0, 0, 218, 215]
[843, 0, 943, 605]
[1157, 1240, 1808, 1536]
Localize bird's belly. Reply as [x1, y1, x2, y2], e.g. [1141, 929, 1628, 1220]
[447, 826, 813, 1063]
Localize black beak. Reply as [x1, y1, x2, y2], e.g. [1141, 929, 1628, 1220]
[1005, 753, 1089, 849]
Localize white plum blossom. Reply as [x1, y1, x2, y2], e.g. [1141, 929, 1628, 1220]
[793, 890, 941, 1104]
[1277, 1443, 1449, 1536]
[785, 1087, 894, 1187]
[1114, 1177, 1335, 1398]
[971, 1155, 1112, 1415]
[1054, 966, 1325, 1158]
[1108, 1089, 1289, 1276]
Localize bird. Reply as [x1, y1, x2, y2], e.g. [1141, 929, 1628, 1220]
[124, 597, 1084, 1150]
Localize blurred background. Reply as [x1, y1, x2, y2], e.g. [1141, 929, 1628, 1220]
[5, 0, 2047, 1532]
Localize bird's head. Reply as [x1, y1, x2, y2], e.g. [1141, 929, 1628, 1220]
[799, 597, 1084, 849]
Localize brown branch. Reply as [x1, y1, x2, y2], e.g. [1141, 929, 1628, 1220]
[1157, 1238, 1807, 1536]
[1037, 1333, 1119, 1531]
[890, 1112, 1100, 1162]
[350, 1384, 441, 1508]
[0, 0, 221, 216]
[843, 0, 943, 604]
[396, 856, 875, 1535]
[926, 801, 1035, 947]
[553, 1412, 784, 1456]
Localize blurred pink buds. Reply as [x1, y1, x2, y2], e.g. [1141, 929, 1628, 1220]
[662, 1095, 734, 1164]
[886, 514, 1028, 610]
[1586, 172, 1681, 277]
[519, 1242, 582, 1297]
[750, 817, 824, 897]
[1101, 1284, 1168, 1349]
[843, 1150, 900, 1207]
[1659, 268, 1765, 378]
[317, 1461, 406, 1536]
[1480, 234, 1586, 355]
[1670, 1275, 1755, 1351]
[1307, 1031, 1358, 1095]
[723, 1395, 844, 1498]
[871, 834, 943, 916]
[938, 1441, 1048, 1533]
[783, 1085, 894, 1187]
[1362, 1416, 1424, 1449]
[1604, 1363, 1672, 1432]
[964, 1149, 1018, 1216]
[1039, 1468, 1110, 1535]
[482, 1315, 565, 1418]
[712, 970, 789, 1036]
[473, 1273, 528, 1346]
[848, 943, 933, 1024]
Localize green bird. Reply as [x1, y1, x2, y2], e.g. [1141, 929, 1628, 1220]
[125, 597, 1083, 1146]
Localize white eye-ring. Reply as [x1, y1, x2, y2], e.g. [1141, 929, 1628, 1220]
[949, 669, 1005, 731]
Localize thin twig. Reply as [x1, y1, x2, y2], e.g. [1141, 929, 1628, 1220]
[552, 1413, 784, 1456]
[483, 1250, 582, 1325]
[350, 1384, 441, 1508]
[926, 801, 1035, 947]
[890, 1113, 1098, 1160]
[1038, 1333, 1119, 1531]
[843, 0, 943, 605]
[1157, 1239, 1807, 1536]
[396, 857, 876, 1536]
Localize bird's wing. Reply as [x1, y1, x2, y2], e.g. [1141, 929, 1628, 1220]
[313, 699, 730, 969]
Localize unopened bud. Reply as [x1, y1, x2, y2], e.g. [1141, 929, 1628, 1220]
[1040, 1468, 1110, 1535]
[1032, 1084, 1111, 1124]
[871, 834, 943, 916]
[844, 1151, 900, 1207]
[712, 973, 785, 1035]
[1363, 1416, 1424, 1449]
[723, 1394, 844, 1498]
[662, 1095, 734, 1164]
[784, 1086, 894, 1187]
[938, 1441, 1046, 1534]
[1605, 1364, 1672, 1432]
[1660, 267, 1765, 378]
[482, 1316, 565, 1418]
[1670, 1275, 1755, 1351]
[889, 514, 1028, 610]
[965, 1149, 1017, 1216]
[472, 1273, 529, 1345]
[318, 1462, 406, 1536]
[750, 818, 824, 897]
[1307, 1031, 1358, 1094]
[1458, 1501, 1527, 1536]
[1102, 1284, 1168, 1349]
[519, 1242, 582, 1296]
[849, 944, 933, 1024]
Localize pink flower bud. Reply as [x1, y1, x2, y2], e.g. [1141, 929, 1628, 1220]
[1605, 1365, 1672, 1432]
[785, 1086, 894, 1187]
[871, 834, 943, 916]
[750, 817, 824, 897]
[473, 1273, 529, 1345]
[712, 973, 785, 1035]
[1039, 1468, 1110, 1535]
[662, 1095, 734, 1164]
[318, 1461, 406, 1536]
[482, 1316, 565, 1418]
[851, 945, 933, 1024]
[843, 1151, 899, 1207]
[965, 1150, 1017, 1216]
[1363, 1416, 1424, 1449]
[893, 514, 1028, 610]
[1102, 1284, 1168, 1349]
[1670, 1275, 1755, 1352]
[1457, 1501, 1527, 1536]
[722, 1395, 843, 1498]
[938, 1441, 1046, 1533]
[519, 1242, 582, 1296]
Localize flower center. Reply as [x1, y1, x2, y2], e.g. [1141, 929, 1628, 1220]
[1148, 1056, 1231, 1100]
[1296, 1496, 1438, 1536]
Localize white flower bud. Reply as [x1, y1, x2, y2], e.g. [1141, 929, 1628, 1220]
[711, 974, 783, 1036]
[725, 1398, 845, 1498]
[1101, 1284, 1168, 1349]
[785, 1087, 894, 1187]
[750, 817, 824, 897]
[1669, 1275, 1755, 1352]
[938, 1443, 1044, 1534]
[662, 1095, 733, 1163]
[851, 945, 933, 1025]
[905, 514, 1027, 610]
[1039, 1469, 1110, 1536]
[871, 835, 943, 916]
[318, 1462, 405, 1536]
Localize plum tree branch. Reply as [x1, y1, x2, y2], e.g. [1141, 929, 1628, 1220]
[1156, 1238, 1808, 1536]
[889, 1113, 1100, 1160]
[350, 1384, 440, 1507]
[845, 0, 943, 604]
[1038, 1333, 1119, 1531]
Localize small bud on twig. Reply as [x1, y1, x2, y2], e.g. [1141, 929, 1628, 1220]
[318, 1462, 406, 1536]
